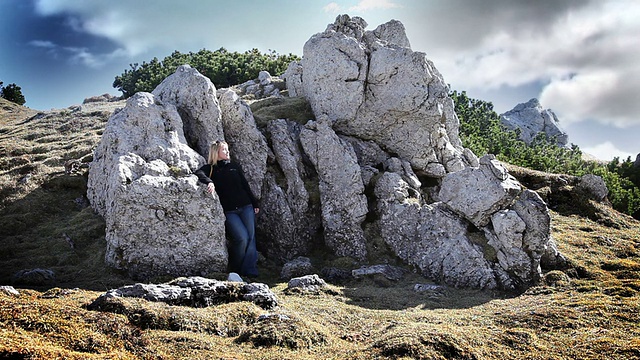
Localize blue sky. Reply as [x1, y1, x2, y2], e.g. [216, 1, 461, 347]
[1, 0, 639, 161]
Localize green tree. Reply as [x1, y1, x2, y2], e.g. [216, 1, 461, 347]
[0, 81, 26, 105]
[113, 48, 300, 98]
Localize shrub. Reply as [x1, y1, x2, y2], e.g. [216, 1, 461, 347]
[113, 48, 300, 98]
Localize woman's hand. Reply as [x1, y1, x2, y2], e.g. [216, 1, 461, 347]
[254, 207, 260, 214]
[207, 182, 215, 194]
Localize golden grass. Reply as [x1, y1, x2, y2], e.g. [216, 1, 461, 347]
[1, 98, 639, 359]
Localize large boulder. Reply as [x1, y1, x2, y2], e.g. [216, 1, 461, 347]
[500, 98, 568, 147]
[437, 155, 522, 227]
[299, 118, 368, 260]
[152, 64, 224, 158]
[374, 172, 502, 289]
[375, 168, 548, 290]
[87, 91, 226, 280]
[289, 14, 475, 177]
[258, 119, 320, 260]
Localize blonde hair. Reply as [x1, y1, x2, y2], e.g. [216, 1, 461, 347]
[207, 140, 228, 165]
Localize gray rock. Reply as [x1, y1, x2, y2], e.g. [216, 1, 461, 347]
[375, 172, 500, 289]
[89, 276, 278, 310]
[292, 15, 472, 177]
[99, 283, 192, 305]
[300, 118, 368, 260]
[257, 119, 320, 260]
[413, 283, 446, 293]
[352, 264, 405, 281]
[287, 274, 327, 292]
[368, 19, 411, 48]
[281, 61, 304, 97]
[540, 238, 569, 270]
[242, 283, 278, 309]
[578, 174, 608, 201]
[321, 267, 353, 282]
[438, 155, 522, 227]
[280, 257, 314, 280]
[236, 71, 284, 99]
[339, 135, 390, 168]
[383, 157, 421, 189]
[513, 189, 552, 275]
[500, 98, 568, 147]
[87, 91, 227, 280]
[484, 210, 533, 283]
[12, 268, 55, 286]
[152, 64, 224, 158]
[414, 283, 447, 298]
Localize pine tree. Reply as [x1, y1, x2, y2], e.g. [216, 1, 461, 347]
[0, 81, 26, 105]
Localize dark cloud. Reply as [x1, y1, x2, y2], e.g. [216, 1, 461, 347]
[405, 0, 596, 50]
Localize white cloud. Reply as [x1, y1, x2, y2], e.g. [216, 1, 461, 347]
[28, 40, 57, 48]
[323, 2, 341, 13]
[582, 141, 635, 161]
[323, 0, 401, 14]
[348, 0, 401, 12]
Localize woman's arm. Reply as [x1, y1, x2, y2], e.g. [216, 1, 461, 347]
[194, 165, 215, 193]
[194, 164, 213, 184]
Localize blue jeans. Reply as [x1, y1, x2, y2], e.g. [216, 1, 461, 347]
[224, 205, 258, 277]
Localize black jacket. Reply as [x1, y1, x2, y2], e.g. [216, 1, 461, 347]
[195, 160, 259, 212]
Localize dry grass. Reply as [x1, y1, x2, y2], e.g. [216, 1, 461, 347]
[1, 98, 639, 359]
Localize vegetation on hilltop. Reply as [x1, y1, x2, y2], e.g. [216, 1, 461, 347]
[452, 90, 640, 219]
[0, 80, 26, 106]
[112, 48, 300, 98]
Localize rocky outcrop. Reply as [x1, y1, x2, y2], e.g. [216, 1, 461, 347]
[88, 276, 278, 310]
[257, 119, 320, 260]
[89, 15, 560, 291]
[152, 64, 223, 158]
[437, 155, 522, 227]
[286, 14, 475, 177]
[374, 155, 554, 290]
[300, 118, 368, 260]
[87, 91, 227, 280]
[500, 98, 568, 147]
[235, 71, 286, 99]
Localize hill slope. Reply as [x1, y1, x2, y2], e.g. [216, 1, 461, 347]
[1, 98, 639, 359]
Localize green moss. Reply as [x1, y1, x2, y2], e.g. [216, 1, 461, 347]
[250, 96, 315, 127]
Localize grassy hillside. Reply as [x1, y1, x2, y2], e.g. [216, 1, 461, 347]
[1, 97, 639, 359]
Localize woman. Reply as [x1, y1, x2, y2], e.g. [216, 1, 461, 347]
[195, 140, 259, 278]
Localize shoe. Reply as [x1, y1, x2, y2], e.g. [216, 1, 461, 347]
[227, 272, 244, 282]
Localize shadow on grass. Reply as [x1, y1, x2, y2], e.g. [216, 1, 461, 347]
[1, 172, 508, 311]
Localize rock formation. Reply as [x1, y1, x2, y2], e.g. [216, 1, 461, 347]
[87, 74, 227, 280]
[88, 16, 560, 291]
[500, 98, 568, 147]
[88, 276, 278, 310]
[284, 14, 476, 177]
